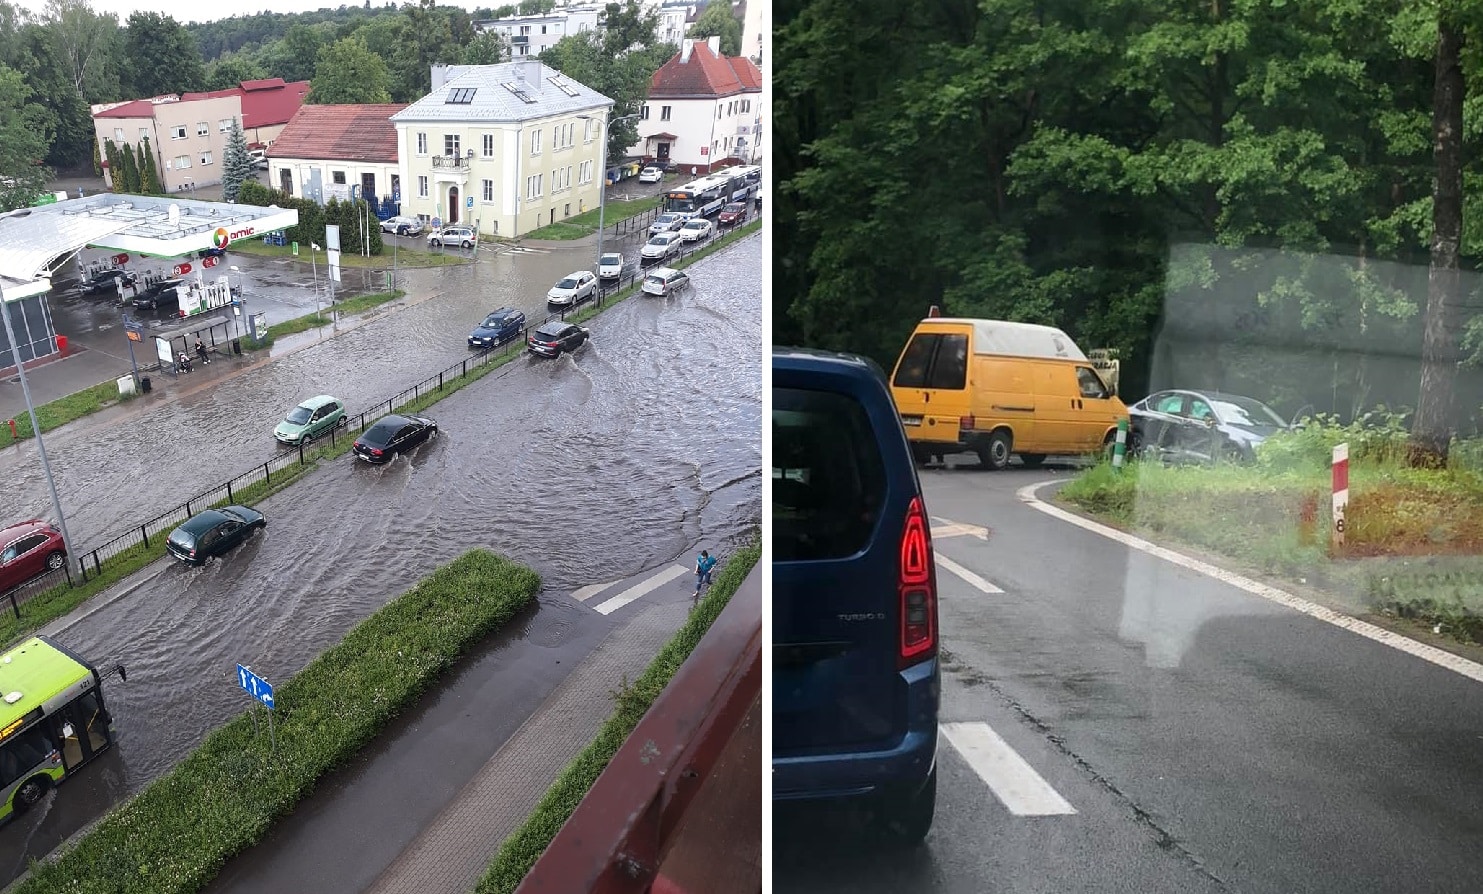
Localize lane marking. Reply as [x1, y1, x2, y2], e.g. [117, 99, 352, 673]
[941, 721, 1077, 816]
[571, 580, 620, 602]
[931, 516, 990, 541]
[934, 551, 1003, 594]
[591, 564, 689, 616]
[1018, 480, 1483, 685]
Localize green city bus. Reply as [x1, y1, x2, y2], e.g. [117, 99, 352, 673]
[0, 636, 125, 820]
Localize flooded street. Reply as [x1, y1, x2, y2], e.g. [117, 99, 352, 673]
[0, 233, 761, 883]
[1, 230, 655, 551]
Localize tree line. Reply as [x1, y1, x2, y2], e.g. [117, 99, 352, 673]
[775, 0, 1483, 459]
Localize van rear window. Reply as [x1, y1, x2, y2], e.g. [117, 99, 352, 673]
[892, 332, 968, 390]
[773, 388, 887, 561]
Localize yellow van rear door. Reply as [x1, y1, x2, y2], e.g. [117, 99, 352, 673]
[890, 328, 971, 441]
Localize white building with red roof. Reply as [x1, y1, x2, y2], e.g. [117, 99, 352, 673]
[91, 79, 309, 194]
[266, 104, 408, 208]
[627, 36, 762, 172]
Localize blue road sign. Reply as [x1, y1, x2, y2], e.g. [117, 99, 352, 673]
[466, 196, 474, 208]
[236, 664, 275, 709]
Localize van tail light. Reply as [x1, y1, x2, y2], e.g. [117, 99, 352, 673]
[959, 415, 975, 431]
[899, 495, 937, 669]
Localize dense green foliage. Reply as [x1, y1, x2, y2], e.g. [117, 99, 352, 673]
[477, 542, 761, 894]
[308, 36, 393, 103]
[14, 550, 541, 894]
[775, 0, 1483, 425]
[221, 121, 253, 203]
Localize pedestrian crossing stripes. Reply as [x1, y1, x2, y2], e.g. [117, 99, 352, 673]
[571, 580, 620, 602]
[941, 721, 1077, 816]
[589, 564, 690, 616]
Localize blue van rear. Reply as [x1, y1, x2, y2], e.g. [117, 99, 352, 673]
[772, 346, 940, 845]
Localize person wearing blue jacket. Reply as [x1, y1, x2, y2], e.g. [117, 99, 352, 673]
[693, 550, 718, 601]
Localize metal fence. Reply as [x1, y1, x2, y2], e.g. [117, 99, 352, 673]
[606, 205, 663, 238]
[4, 219, 760, 619]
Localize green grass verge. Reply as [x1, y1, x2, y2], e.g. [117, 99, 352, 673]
[228, 239, 466, 268]
[267, 290, 406, 338]
[523, 197, 662, 240]
[1, 379, 137, 445]
[1058, 457, 1483, 643]
[476, 540, 761, 894]
[14, 549, 541, 894]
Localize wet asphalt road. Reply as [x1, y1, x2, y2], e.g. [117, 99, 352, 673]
[0, 234, 761, 884]
[1, 227, 659, 553]
[775, 465, 1483, 894]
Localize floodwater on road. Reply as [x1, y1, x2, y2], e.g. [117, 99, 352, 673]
[0, 234, 761, 884]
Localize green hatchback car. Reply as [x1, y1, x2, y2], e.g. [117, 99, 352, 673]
[274, 395, 347, 445]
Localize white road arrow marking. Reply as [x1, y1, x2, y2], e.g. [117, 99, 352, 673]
[931, 516, 990, 541]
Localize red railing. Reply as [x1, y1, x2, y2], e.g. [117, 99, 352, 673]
[515, 566, 762, 894]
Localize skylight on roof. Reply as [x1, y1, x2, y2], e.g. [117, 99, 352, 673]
[502, 82, 537, 104]
[546, 76, 580, 97]
[446, 87, 478, 104]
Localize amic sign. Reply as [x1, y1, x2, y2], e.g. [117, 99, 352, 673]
[236, 664, 275, 709]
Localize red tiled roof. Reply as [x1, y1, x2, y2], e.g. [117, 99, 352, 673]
[95, 99, 159, 119]
[179, 87, 239, 101]
[267, 104, 408, 163]
[649, 41, 761, 98]
[241, 80, 309, 128]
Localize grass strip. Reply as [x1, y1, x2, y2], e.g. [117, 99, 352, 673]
[0, 379, 137, 445]
[13, 549, 540, 894]
[523, 196, 663, 240]
[266, 290, 405, 338]
[227, 239, 466, 268]
[476, 540, 761, 894]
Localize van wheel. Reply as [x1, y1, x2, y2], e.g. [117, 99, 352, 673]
[976, 431, 1012, 471]
[1019, 454, 1047, 468]
[872, 768, 936, 848]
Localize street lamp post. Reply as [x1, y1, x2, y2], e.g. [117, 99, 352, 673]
[0, 297, 74, 578]
[581, 112, 639, 285]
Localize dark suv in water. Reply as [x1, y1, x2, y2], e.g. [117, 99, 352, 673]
[771, 346, 941, 846]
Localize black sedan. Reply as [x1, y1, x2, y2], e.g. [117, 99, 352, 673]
[526, 321, 589, 358]
[353, 413, 438, 464]
[132, 278, 185, 311]
[1128, 389, 1292, 463]
[79, 269, 136, 295]
[166, 505, 266, 565]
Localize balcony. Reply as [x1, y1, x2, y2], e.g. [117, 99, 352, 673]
[431, 153, 472, 173]
[516, 565, 762, 894]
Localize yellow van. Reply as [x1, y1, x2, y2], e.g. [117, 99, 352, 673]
[888, 316, 1128, 469]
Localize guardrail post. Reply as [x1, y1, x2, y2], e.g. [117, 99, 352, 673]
[439, 371, 444, 391]
[92, 551, 102, 576]
[7, 591, 18, 620]
[140, 524, 149, 548]
[299, 441, 305, 465]
[186, 499, 192, 516]
[463, 358, 468, 377]
[263, 461, 270, 483]
[227, 480, 234, 502]
[414, 383, 419, 402]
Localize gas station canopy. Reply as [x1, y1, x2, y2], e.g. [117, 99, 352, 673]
[0, 195, 299, 301]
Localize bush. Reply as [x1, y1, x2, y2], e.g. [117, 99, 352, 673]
[1255, 407, 1411, 473]
[15, 550, 541, 894]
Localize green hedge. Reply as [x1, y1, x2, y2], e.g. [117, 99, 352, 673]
[16, 549, 541, 894]
[476, 540, 761, 894]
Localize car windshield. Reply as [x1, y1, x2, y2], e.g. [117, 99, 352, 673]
[655, 214, 675, 223]
[684, 221, 703, 228]
[482, 313, 510, 327]
[362, 424, 397, 445]
[1211, 396, 1287, 429]
[285, 407, 312, 424]
[219, 509, 243, 523]
[167, 528, 194, 547]
[601, 254, 621, 264]
[556, 278, 579, 289]
[645, 275, 664, 285]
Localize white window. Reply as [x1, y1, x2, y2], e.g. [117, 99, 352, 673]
[531, 129, 542, 155]
[199, 151, 213, 165]
[219, 118, 233, 132]
[197, 121, 209, 136]
[175, 155, 191, 168]
[660, 106, 671, 121]
[579, 160, 592, 184]
[444, 134, 460, 157]
[139, 128, 149, 141]
[482, 179, 494, 202]
[113, 127, 124, 141]
[332, 171, 346, 184]
[583, 118, 593, 141]
[526, 174, 542, 198]
[565, 166, 572, 189]
[640, 106, 649, 121]
[482, 133, 495, 157]
[418, 175, 428, 197]
[718, 106, 724, 119]
[417, 133, 427, 155]
[171, 126, 186, 140]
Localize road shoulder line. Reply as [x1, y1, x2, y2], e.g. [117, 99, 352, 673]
[940, 721, 1077, 816]
[1018, 479, 1483, 685]
[934, 551, 1004, 594]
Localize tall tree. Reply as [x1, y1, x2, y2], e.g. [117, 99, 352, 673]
[460, 29, 506, 64]
[117, 141, 138, 191]
[138, 136, 160, 193]
[123, 11, 205, 97]
[1410, 9, 1467, 464]
[205, 53, 266, 91]
[0, 64, 51, 211]
[222, 120, 253, 202]
[44, 0, 122, 100]
[687, 1, 742, 56]
[309, 36, 393, 103]
[102, 137, 119, 188]
[275, 22, 331, 83]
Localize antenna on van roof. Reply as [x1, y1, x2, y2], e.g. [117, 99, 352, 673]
[928, 305, 941, 317]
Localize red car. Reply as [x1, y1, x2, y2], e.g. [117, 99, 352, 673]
[0, 520, 67, 593]
[717, 202, 748, 226]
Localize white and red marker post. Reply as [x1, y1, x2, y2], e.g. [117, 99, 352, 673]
[1332, 442, 1349, 550]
